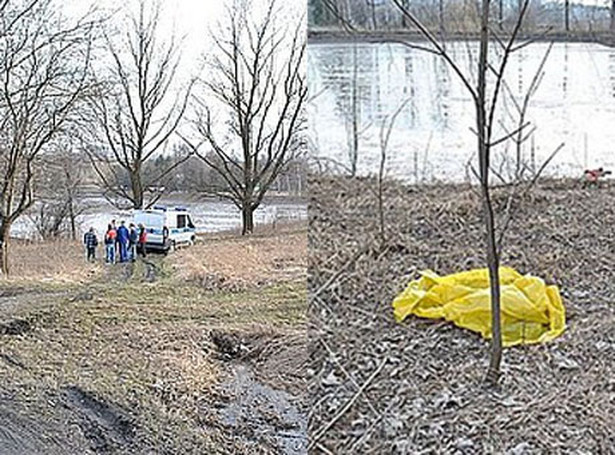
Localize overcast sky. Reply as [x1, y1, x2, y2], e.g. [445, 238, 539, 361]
[63, 0, 303, 84]
[65, 0, 227, 65]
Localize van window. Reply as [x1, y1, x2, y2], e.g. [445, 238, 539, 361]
[135, 212, 164, 228]
[187, 216, 195, 229]
[177, 214, 187, 228]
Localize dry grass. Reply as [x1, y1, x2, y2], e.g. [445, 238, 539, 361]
[174, 229, 307, 290]
[200, 219, 307, 239]
[0, 277, 307, 452]
[309, 175, 615, 454]
[7, 239, 101, 283]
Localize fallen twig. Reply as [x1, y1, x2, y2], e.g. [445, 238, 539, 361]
[309, 357, 388, 449]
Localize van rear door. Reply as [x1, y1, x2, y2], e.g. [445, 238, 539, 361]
[134, 211, 166, 246]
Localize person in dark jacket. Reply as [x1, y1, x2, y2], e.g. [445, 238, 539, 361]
[104, 224, 117, 264]
[111, 219, 119, 258]
[83, 227, 98, 262]
[116, 221, 130, 263]
[128, 223, 138, 262]
[137, 224, 147, 258]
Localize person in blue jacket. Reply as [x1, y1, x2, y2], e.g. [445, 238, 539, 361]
[83, 227, 98, 262]
[116, 220, 130, 263]
[128, 223, 138, 262]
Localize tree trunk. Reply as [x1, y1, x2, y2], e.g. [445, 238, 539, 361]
[131, 170, 144, 209]
[483, 189, 502, 386]
[370, 0, 377, 30]
[350, 43, 359, 177]
[564, 0, 569, 32]
[241, 205, 255, 235]
[401, 0, 409, 28]
[611, 0, 615, 33]
[477, 0, 502, 387]
[0, 221, 11, 276]
[68, 198, 76, 241]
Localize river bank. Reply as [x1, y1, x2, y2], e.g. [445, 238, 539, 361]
[0, 224, 307, 454]
[308, 27, 615, 45]
[309, 175, 615, 453]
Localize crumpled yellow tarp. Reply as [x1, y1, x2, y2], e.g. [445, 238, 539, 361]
[392, 267, 565, 346]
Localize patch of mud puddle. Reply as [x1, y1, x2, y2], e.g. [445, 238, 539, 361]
[104, 258, 161, 284]
[213, 364, 307, 454]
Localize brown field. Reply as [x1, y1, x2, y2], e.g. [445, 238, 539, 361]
[8, 239, 101, 283]
[174, 226, 307, 290]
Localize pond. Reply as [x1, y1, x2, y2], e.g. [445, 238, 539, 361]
[308, 40, 615, 182]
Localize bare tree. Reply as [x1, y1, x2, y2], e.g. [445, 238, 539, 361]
[87, 0, 193, 210]
[343, 43, 373, 177]
[0, 0, 96, 274]
[388, 0, 553, 386]
[183, 0, 307, 235]
[30, 143, 87, 240]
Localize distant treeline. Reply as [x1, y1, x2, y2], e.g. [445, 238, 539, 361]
[76, 149, 308, 197]
[140, 152, 308, 195]
[309, 0, 615, 36]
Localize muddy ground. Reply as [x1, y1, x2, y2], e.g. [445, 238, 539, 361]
[0, 227, 307, 454]
[308, 176, 615, 453]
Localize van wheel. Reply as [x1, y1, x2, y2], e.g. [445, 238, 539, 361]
[189, 235, 196, 246]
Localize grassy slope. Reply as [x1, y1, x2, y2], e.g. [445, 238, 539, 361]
[0, 229, 307, 454]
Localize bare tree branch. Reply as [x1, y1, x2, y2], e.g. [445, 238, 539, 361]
[188, 0, 306, 235]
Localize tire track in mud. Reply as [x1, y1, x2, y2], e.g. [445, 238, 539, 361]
[102, 257, 162, 284]
[0, 282, 139, 454]
[0, 402, 84, 455]
[61, 386, 137, 454]
[0, 288, 86, 454]
[0, 387, 139, 455]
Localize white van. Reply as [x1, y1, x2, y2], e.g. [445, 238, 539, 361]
[133, 206, 197, 253]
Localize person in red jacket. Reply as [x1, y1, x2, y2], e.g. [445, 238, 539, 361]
[137, 223, 147, 258]
[104, 224, 117, 264]
[583, 167, 611, 188]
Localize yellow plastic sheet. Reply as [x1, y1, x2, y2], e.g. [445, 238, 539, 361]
[392, 267, 566, 346]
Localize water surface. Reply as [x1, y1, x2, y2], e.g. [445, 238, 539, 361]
[309, 41, 615, 182]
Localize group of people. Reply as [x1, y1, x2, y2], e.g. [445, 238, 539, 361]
[83, 220, 148, 263]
